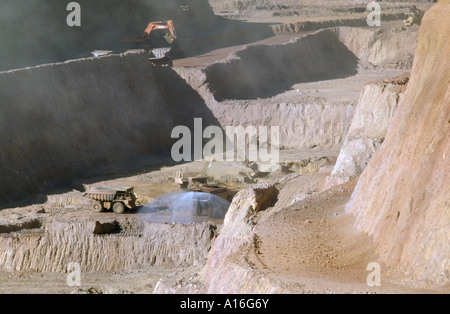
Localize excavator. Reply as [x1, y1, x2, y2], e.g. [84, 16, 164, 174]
[124, 20, 178, 67]
[142, 20, 177, 44]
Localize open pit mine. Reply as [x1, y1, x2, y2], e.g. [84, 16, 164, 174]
[0, 0, 448, 295]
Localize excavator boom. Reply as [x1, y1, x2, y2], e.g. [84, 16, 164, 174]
[123, 20, 177, 44]
[143, 20, 177, 41]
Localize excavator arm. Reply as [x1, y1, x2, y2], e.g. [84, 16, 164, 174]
[123, 20, 177, 45]
[142, 20, 177, 41]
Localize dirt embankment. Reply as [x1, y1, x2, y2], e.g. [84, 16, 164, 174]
[204, 29, 359, 101]
[200, 26, 416, 100]
[347, 0, 450, 287]
[325, 74, 409, 189]
[0, 52, 218, 206]
[174, 33, 357, 151]
[0, 216, 217, 273]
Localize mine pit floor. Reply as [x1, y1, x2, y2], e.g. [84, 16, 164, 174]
[0, 151, 336, 293]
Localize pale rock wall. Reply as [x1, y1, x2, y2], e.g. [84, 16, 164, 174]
[325, 74, 409, 189]
[0, 218, 217, 273]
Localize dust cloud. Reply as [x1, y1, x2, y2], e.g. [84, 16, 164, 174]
[140, 191, 231, 223]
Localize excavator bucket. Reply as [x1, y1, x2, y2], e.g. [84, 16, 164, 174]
[164, 33, 176, 44]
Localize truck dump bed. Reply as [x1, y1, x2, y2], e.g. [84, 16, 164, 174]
[84, 188, 134, 202]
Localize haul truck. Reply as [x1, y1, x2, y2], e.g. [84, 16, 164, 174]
[84, 187, 137, 214]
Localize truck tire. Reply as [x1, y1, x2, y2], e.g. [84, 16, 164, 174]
[113, 202, 125, 214]
[91, 201, 103, 213]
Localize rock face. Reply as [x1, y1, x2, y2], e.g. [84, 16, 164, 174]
[346, 1, 450, 286]
[202, 184, 279, 293]
[325, 74, 409, 189]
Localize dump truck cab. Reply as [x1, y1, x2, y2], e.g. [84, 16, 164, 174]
[83, 187, 137, 214]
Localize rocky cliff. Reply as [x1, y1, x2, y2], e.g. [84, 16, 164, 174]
[346, 0, 450, 286]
